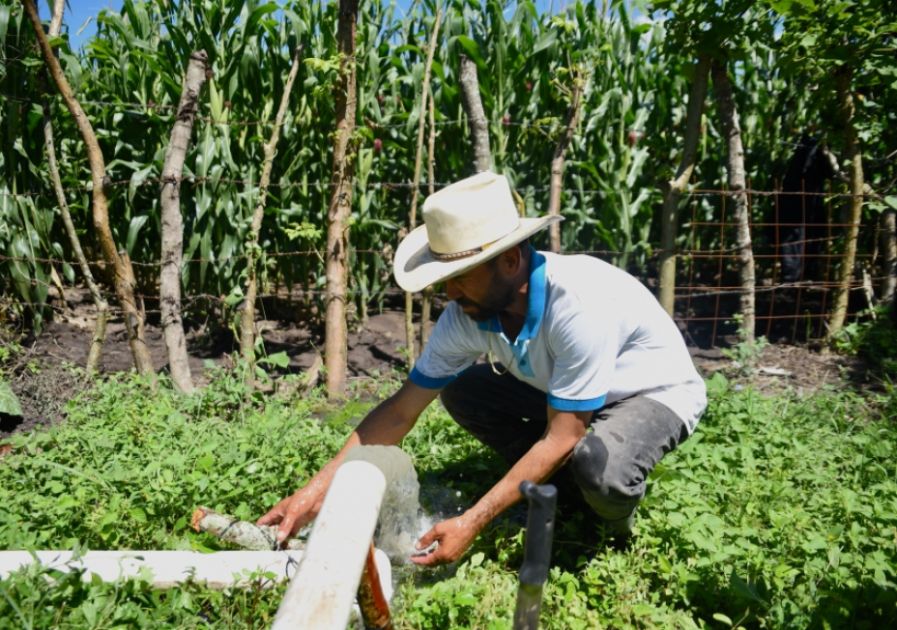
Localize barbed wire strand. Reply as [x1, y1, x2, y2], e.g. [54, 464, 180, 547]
[11, 255, 885, 299]
[1, 177, 890, 199]
[0, 235, 882, 270]
[11, 274, 878, 316]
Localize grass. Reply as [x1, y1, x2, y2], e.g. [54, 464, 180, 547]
[0, 368, 896, 628]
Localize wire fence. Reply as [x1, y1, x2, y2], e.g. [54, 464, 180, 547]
[673, 187, 888, 346]
[0, 182, 885, 200]
[1, 189, 891, 350]
[1, 80, 893, 349]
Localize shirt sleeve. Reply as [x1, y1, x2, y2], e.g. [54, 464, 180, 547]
[410, 302, 484, 389]
[546, 301, 616, 412]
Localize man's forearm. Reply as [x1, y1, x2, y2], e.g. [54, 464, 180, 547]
[465, 432, 579, 530]
[305, 381, 437, 490]
[354, 396, 419, 446]
[409, 408, 589, 566]
[308, 393, 420, 487]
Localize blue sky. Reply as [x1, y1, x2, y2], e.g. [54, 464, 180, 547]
[46, 1, 571, 49]
[50, 1, 121, 46]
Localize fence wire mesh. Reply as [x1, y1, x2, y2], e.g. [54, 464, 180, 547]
[1, 186, 892, 348]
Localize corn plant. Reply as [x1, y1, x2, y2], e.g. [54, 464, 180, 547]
[0, 3, 56, 331]
[3, 0, 891, 341]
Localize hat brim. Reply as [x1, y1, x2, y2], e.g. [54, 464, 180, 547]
[393, 216, 562, 293]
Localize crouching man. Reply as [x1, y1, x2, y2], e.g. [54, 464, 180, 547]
[259, 171, 706, 565]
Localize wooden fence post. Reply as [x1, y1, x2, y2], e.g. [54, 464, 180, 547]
[24, 0, 155, 380]
[712, 56, 755, 343]
[547, 69, 584, 253]
[420, 89, 439, 351]
[881, 209, 896, 303]
[160, 50, 208, 394]
[324, 0, 359, 399]
[459, 55, 492, 174]
[658, 54, 710, 316]
[827, 65, 865, 340]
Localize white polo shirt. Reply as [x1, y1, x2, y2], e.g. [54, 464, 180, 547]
[409, 250, 706, 433]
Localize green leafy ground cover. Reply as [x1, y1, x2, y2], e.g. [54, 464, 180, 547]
[0, 368, 895, 628]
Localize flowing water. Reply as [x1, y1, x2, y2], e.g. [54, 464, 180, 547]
[344, 445, 433, 562]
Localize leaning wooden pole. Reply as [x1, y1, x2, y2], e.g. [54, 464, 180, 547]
[324, 0, 359, 399]
[823, 144, 882, 297]
[658, 54, 710, 316]
[458, 55, 492, 173]
[827, 65, 865, 339]
[239, 47, 303, 374]
[42, 102, 109, 372]
[547, 70, 584, 253]
[712, 57, 755, 343]
[159, 51, 208, 394]
[404, 8, 442, 367]
[39, 0, 108, 374]
[24, 0, 155, 378]
[419, 88, 438, 351]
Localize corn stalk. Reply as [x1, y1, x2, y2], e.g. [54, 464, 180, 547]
[39, 0, 108, 374]
[404, 7, 442, 367]
[239, 46, 303, 374]
[23, 0, 155, 379]
[325, 0, 359, 399]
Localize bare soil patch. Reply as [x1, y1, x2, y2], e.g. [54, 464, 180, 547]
[689, 342, 865, 396]
[1, 286, 865, 439]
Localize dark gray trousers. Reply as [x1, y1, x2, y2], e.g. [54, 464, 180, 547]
[440, 364, 689, 532]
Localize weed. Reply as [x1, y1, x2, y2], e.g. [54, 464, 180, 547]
[1, 370, 896, 627]
[0, 340, 21, 368]
[722, 335, 769, 376]
[0, 561, 285, 629]
[0, 372, 347, 551]
[832, 306, 897, 380]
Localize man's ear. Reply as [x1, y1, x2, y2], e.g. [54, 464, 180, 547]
[497, 245, 523, 276]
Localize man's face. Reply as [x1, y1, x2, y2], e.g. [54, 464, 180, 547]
[444, 259, 516, 322]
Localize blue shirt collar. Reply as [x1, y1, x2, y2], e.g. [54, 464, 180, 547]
[476, 248, 547, 344]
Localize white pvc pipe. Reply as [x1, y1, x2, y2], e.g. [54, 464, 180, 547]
[0, 550, 304, 589]
[272, 459, 387, 630]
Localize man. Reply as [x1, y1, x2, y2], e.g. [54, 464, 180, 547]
[259, 171, 706, 565]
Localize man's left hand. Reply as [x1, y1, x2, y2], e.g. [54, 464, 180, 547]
[410, 513, 482, 566]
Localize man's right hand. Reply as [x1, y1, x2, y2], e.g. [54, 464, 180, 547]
[257, 484, 325, 544]
[256, 380, 436, 544]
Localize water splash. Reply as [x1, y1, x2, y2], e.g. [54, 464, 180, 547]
[344, 445, 432, 562]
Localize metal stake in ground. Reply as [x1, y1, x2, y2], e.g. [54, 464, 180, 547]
[513, 481, 557, 630]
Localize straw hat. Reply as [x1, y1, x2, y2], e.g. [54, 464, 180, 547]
[393, 171, 561, 292]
